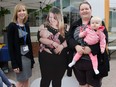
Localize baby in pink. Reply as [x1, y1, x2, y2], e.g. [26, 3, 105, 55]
[68, 16, 106, 74]
[39, 29, 60, 54]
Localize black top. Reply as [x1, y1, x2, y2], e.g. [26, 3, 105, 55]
[66, 17, 110, 78]
[39, 26, 64, 53]
[37, 25, 68, 72]
[7, 22, 35, 71]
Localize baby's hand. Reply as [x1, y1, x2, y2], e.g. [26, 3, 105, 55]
[79, 33, 82, 37]
[52, 42, 60, 48]
[101, 48, 105, 54]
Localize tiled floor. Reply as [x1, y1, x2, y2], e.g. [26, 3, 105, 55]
[4, 54, 116, 87]
[5, 58, 41, 84]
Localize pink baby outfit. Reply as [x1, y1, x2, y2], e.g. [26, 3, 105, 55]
[80, 26, 106, 51]
[71, 26, 106, 74]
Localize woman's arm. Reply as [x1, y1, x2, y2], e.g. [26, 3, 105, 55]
[65, 21, 84, 54]
[79, 30, 87, 38]
[54, 40, 67, 54]
[65, 21, 79, 49]
[7, 23, 18, 69]
[62, 40, 67, 48]
[39, 34, 60, 48]
[39, 38, 54, 46]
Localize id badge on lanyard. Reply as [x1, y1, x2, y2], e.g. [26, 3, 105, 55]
[20, 45, 29, 55]
[18, 24, 29, 55]
[22, 45, 29, 52]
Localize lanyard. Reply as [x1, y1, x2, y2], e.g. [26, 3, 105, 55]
[18, 25, 27, 45]
[80, 24, 88, 32]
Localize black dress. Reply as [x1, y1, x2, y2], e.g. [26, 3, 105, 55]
[38, 26, 68, 87]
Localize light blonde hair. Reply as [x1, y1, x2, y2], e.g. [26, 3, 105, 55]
[91, 16, 102, 25]
[12, 3, 28, 23]
[45, 6, 65, 37]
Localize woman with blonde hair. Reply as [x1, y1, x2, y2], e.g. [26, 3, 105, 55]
[7, 3, 35, 87]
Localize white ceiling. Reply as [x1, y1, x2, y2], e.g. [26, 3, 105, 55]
[0, 0, 56, 9]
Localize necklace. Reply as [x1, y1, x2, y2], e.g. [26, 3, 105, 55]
[50, 26, 59, 32]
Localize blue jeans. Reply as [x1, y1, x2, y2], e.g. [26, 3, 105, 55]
[0, 77, 3, 87]
[0, 69, 11, 87]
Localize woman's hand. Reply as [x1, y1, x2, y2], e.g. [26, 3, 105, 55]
[13, 68, 20, 73]
[54, 44, 64, 54]
[83, 46, 91, 54]
[53, 41, 67, 54]
[75, 45, 84, 54]
[52, 42, 60, 48]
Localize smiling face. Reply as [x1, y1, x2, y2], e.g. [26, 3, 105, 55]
[90, 17, 102, 30]
[17, 5, 27, 21]
[45, 7, 65, 36]
[48, 12, 58, 27]
[79, 3, 92, 19]
[12, 3, 28, 23]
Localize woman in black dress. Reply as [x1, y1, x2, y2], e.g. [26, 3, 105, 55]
[37, 7, 68, 87]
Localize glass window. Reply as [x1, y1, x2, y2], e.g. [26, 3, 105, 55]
[112, 11, 116, 27]
[109, 11, 112, 31]
[28, 0, 83, 27]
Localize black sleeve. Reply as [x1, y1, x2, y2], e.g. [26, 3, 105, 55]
[102, 21, 108, 43]
[65, 21, 79, 49]
[7, 23, 18, 68]
[37, 30, 40, 42]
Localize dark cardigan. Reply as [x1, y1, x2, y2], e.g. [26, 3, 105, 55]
[7, 22, 35, 71]
[66, 18, 110, 78]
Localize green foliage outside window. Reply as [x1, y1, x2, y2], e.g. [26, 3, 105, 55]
[0, 7, 10, 18]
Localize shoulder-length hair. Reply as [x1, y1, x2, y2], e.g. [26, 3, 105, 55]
[12, 3, 28, 23]
[45, 6, 65, 37]
[79, 1, 92, 10]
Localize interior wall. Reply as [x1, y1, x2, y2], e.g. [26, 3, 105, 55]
[87, 0, 104, 19]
